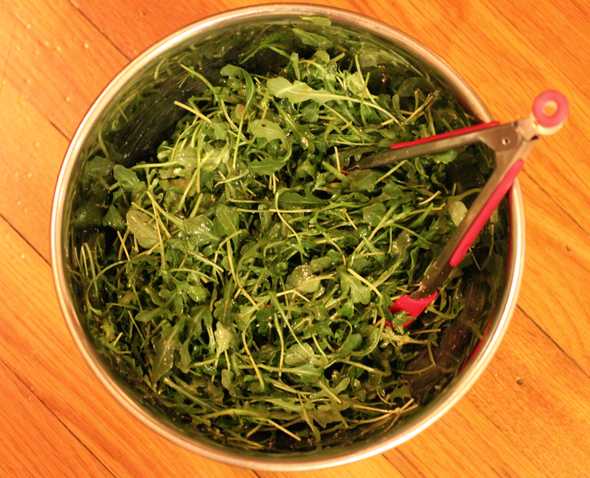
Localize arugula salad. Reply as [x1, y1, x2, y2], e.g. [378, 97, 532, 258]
[69, 19, 507, 451]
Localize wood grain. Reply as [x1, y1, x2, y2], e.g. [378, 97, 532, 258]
[1, 0, 589, 476]
[3, 0, 128, 137]
[0, 80, 65, 259]
[0, 359, 109, 477]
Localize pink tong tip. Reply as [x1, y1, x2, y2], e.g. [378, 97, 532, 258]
[390, 292, 438, 327]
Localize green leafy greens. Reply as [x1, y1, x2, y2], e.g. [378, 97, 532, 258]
[69, 19, 507, 452]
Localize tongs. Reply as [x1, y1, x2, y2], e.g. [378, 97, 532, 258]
[355, 90, 569, 325]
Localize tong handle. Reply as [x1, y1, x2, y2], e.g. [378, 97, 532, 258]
[448, 89, 568, 265]
[387, 90, 569, 325]
[389, 121, 500, 151]
[354, 121, 504, 169]
[390, 152, 527, 323]
[449, 159, 524, 266]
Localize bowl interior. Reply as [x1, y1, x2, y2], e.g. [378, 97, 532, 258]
[52, 5, 523, 470]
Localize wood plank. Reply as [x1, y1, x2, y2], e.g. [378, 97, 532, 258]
[517, 173, 590, 370]
[0, 359, 111, 477]
[0, 80, 67, 259]
[70, 0, 359, 58]
[475, 0, 590, 232]
[0, 217, 256, 478]
[1, 0, 128, 137]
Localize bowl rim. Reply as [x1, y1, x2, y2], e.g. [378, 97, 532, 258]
[50, 4, 524, 471]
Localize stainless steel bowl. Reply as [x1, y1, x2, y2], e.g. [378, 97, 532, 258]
[51, 4, 524, 471]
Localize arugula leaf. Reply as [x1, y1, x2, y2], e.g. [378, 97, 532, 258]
[340, 271, 371, 305]
[448, 200, 468, 226]
[344, 169, 383, 193]
[214, 204, 238, 236]
[249, 158, 288, 176]
[292, 28, 332, 48]
[362, 203, 387, 227]
[214, 322, 235, 357]
[135, 308, 162, 323]
[268, 77, 341, 104]
[177, 339, 192, 373]
[150, 320, 184, 383]
[284, 343, 314, 366]
[286, 265, 322, 294]
[126, 208, 159, 249]
[278, 190, 325, 208]
[340, 333, 363, 354]
[103, 205, 125, 229]
[249, 119, 288, 145]
[113, 165, 144, 193]
[182, 215, 218, 245]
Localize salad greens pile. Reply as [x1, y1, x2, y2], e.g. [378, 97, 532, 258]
[70, 19, 507, 452]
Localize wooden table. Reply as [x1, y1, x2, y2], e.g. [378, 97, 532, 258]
[1, 1, 589, 476]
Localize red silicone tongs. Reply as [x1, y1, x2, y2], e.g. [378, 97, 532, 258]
[356, 90, 569, 326]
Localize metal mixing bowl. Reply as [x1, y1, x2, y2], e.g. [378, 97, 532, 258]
[51, 4, 524, 471]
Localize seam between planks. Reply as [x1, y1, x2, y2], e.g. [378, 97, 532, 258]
[517, 304, 589, 378]
[0, 213, 50, 266]
[384, 448, 427, 478]
[67, 0, 132, 61]
[47, 116, 69, 142]
[0, 355, 117, 477]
